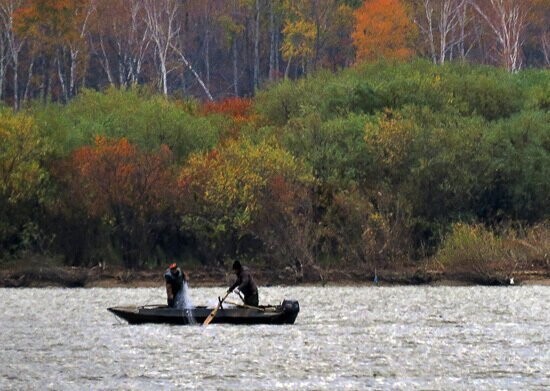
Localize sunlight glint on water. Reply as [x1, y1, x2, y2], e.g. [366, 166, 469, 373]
[0, 286, 548, 390]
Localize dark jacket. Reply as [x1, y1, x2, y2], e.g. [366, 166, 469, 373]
[165, 268, 184, 297]
[229, 266, 258, 297]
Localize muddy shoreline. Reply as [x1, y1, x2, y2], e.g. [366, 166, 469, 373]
[1, 264, 549, 288]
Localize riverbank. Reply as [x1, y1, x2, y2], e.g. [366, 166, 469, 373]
[1, 262, 548, 288]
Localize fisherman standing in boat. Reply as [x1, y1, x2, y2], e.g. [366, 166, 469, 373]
[165, 263, 188, 308]
[227, 260, 259, 306]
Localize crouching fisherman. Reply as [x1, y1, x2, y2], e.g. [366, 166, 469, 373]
[165, 263, 188, 308]
[227, 260, 259, 307]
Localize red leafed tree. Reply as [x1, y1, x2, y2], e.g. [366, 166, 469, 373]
[201, 97, 252, 119]
[352, 0, 417, 62]
[61, 136, 176, 268]
[200, 97, 254, 139]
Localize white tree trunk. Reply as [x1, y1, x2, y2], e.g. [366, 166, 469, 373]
[422, 0, 437, 63]
[56, 51, 68, 102]
[417, 0, 466, 65]
[68, 0, 94, 97]
[438, 0, 464, 64]
[204, 0, 211, 89]
[0, 31, 6, 100]
[69, 49, 78, 96]
[543, 32, 550, 67]
[470, 0, 527, 72]
[0, 0, 25, 109]
[143, 0, 179, 96]
[253, 0, 260, 92]
[174, 48, 214, 101]
[22, 56, 33, 103]
[97, 35, 115, 86]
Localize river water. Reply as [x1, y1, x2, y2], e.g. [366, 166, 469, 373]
[1, 286, 548, 390]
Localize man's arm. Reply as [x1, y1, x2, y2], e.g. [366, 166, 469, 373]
[228, 274, 242, 292]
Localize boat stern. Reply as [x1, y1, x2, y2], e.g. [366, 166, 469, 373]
[281, 299, 300, 324]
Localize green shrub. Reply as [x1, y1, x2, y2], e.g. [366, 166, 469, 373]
[281, 112, 373, 187]
[32, 87, 223, 161]
[478, 110, 550, 222]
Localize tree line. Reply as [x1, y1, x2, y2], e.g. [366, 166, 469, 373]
[1, 60, 548, 274]
[0, 0, 549, 109]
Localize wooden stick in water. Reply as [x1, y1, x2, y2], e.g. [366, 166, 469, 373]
[202, 291, 230, 326]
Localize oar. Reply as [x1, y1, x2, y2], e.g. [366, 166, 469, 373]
[202, 291, 230, 326]
[236, 290, 245, 303]
[226, 300, 275, 312]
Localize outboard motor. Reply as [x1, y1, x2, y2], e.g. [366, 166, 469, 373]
[281, 299, 300, 314]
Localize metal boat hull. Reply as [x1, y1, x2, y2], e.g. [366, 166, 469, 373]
[108, 300, 299, 325]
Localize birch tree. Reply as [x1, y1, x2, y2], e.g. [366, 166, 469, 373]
[218, 0, 245, 96]
[470, 0, 529, 72]
[171, 5, 214, 100]
[412, 0, 467, 64]
[0, 14, 8, 101]
[0, 0, 25, 109]
[543, 32, 550, 66]
[68, 0, 95, 97]
[0, 30, 5, 100]
[142, 0, 179, 96]
[91, 0, 150, 87]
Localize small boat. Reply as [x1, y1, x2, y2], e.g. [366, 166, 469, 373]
[108, 299, 300, 325]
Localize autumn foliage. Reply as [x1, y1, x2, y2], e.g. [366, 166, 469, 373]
[176, 138, 314, 264]
[0, 60, 548, 280]
[352, 0, 416, 62]
[63, 136, 174, 217]
[200, 97, 252, 121]
[54, 137, 176, 267]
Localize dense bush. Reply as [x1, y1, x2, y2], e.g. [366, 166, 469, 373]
[434, 222, 549, 282]
[280, 113, 373, 187]
[31, 88, 223, 161]
[256, 60, 533, 125]
[1, 61, 548, 273]
[477, 110, 550, 222]
[178, 137, 313, 265]
[0, 110, 53, 256]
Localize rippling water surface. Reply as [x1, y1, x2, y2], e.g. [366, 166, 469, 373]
[1, 286, 549, 390]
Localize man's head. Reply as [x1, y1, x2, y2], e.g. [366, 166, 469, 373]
[232, 260, 242, 273]
[169, 263, 178, 274]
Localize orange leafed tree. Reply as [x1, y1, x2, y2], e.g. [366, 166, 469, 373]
[66, 136, 175, 217]
[14, 0, 95, 99]
[200, 97, 255, 139]
[352, 0, 417, 62]
[59, 136, 176, 267]
[200, 97, 252, 120]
